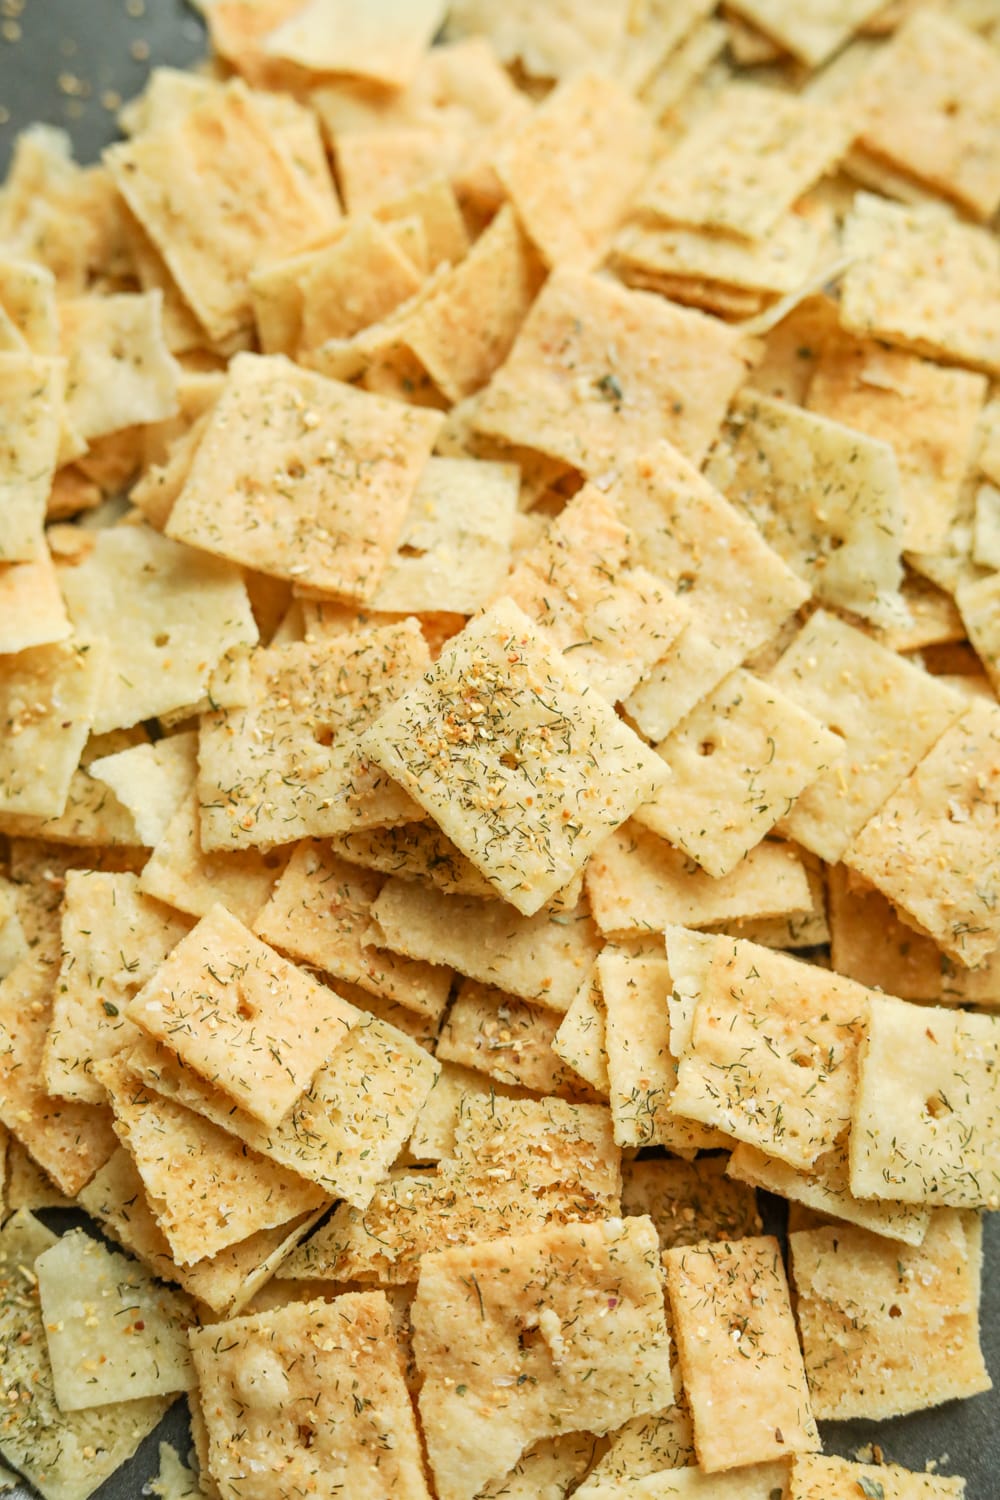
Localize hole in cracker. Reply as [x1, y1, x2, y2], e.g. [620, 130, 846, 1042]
[698, 740, 716, 757]
[500, 751, 520, 771]
[517, 1324, 544, 1354]
[888, 1303, 903, 1317]
[287, 460, 306, 480]
[925, 1092, 952, 1119]
[314, 725, 335, 748]
[297, 1423, 316, 1449]
[676, 571, 697, 594]
[827, 724, 847, 738]
[828, 536, 845, 552]
[398, 544, 428, 559]
[154, 632, 170, 648]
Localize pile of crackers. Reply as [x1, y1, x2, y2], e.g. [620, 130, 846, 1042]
[1, 0, 999, 1496]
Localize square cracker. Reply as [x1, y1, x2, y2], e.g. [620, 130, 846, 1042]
[190, 1292, 432, 1499]
[846, 699, 1000, 967]
[126, 903, 357, 1127]
[854, 10, 1000, 222]
[253, 840, 453, 1020]
[369, 876, 602, 1011]
[97, 1053, 328, 1265]
[139, 789, 287, 927]
[436, 979, 590, 1097]
[0, 547, 70, 654]
[665, 1235, 819, 1472]
[59, 291, 178, 443]
[42, 870, 191, 1105]
[165, 353, 442, 599]
[0, 1210, 172, 1500]
[788, 1454, 966, 1499]
[35, 1229, 194, 1409]
[106, 82, 340, 345]
[637, 83, 849, 240]
[494, 71, 652, 272]
[0, 352, 63, 562]
[671, 938, 870, 1169]
[705, 389, 905, 628]
[636, 669, 841, 878]
[88, 729, 198, 849]
[295, 216, 424, 354]
[58, 523, 258, 734]
[768, 609, 964, 863]
[264, 0, 444, 85]
[621, 1156, 761, 1252]
[362, 597, 670, 915]
[789, 1212, 990, 1420]
[849, 993, 1000, 1209]
[840, 193, 1000, 377]
[473, 270, 754, 475]
[585, 823, 813, 936]
[197, 623, 429, 852]
[412, 1216, 674, 1500]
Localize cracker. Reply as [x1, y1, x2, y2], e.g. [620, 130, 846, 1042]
[806, 333, 988, 554]
[436, 979, 592, 1097]
[0, 255, 57, 355]
[326, 822, 496, 899]
[854, 10, 1000, 221]
[506, 484, 689, 705]
[0, 957, 117, 1196]
[840, 193, 1000, 377]
[5, 1139, 73, 1212]
[494, 71, 651, 271]
[641, 18, 728, 122]
[88, 731, 197, 849]
[295, 217, 424, 355]
[638, 83, 848, 239]
[370, 455, 518, 615]
[769, 609, 964, 863]
[58, 523, 258, 734]
[166, 353, 442, 599]
[585, 823, 813, 936]
[264, 0, 444, 84]
[59, 291, 178, 443]
[624, 1156, 762, 1255]
[849, 993, 1000, 1209]
[957, 570, 1000, 696]
[552, 964, 609, 1096]
[405, 1059, 508, 1163]
[412, 1216, 674, 1500]
[190, 1292, 432, 1498]
[369, 877, 602, 1011]
[139, 789, 287, 926]
[725, 0, 886, 65]
[443, 0, 630, 80]
[474, 271, 754, 474]
[42, 870, 190, 1105]
[580, 1402, 696, 1487]
[0, 547, 70, 654]
[197, 624, 429, 852]
[973, 480, 1000, 570]
[332, 127, 465, 218]
[253, 840, 453, 1019]
[790, 1212, 990, 1419]
[636, 669, 840, 878]
[828, 864, 944, 1001]
[148, 1442, 201, 1500]
[671, 939, 870, 1169]
[477, 1436, 596, 1500]
[36, 1229, 194, 1409]
[577, 1463, 792, 1498]
[665, 1234, 818, 1472]
[97, 1053, 328, 1265]
[362, 598, 670, 914]
[846, 699, 1000, 967]
[106, 82, 340, 345]
[706, 389, 905, 627]
[0, 352, 63, 562]
[788, 1454, 966, 1499]
[600, 950, 723, 1153]
[0, 724, 151, 848]
[0, 1210, 172, 1500]
[0, 879, 27, 980]
[126, 903, 357, 1126]
[127, 1006, 438, 1208]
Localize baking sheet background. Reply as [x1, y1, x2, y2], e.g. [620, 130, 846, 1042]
[0, 1, 996, 1494]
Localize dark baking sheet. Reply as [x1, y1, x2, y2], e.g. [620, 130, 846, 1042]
[0, 3, 997, 1496]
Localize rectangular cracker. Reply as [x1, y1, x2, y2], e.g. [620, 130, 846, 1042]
[622, 1156, 761, 1252]
[139, 789, 288, 926]
[788, 1454, 966, 1499]
[369, 876, 602, 1011]
[362, 598, 670, 914]
[265, 0, 444, 83]
[552, 964, 609, 1096]
[769, 609, 965, 863]
[59, 291, 179, 442]
[197, 624, 429, 852]
[789, 1212, 991, 1420]
[126, 903, 357, 1126]
[849, 993, 1000, 1209]
[412, 1216, 674, 1500]
[0, 352, 63, 562]
[0, 637, 104, 820]
[665, 1235, 818, 1472]
[436, 979, 592, 1097]
[295, 216, 424, 354]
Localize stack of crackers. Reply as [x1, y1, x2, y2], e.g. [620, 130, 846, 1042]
[1, 0, 999, 1496]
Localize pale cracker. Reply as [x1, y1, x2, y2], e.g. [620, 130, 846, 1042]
[552, 964, 609, 1096]
[0, 879, 27, 980]
[585, 823, 813, 936]
[790, 1212, 991, 1419]
[0, 255, 57, 355]
[744, 292, 840, 406]
[640, 18, 728, 123]
[636, 669, 840, 877]
[474, 270, 754, 474]
[148, 1442, 201, 1500]
[369, 877, 602, 1012]
[477, 1436, 596, 1500]
[264, 0, 444, 84]
[165, 353, 442, 599]
[295, 216, 423, 354]
[0, 1210, 172, 1500]
[849, 993, 1000, 1209]
[42, 870, 191, 1104]
[846, 699, 1000, 967]
[126, 903, 356, 1126]
[253, 840, 453, 1020]
[89, 730, 198, 848]
[443, 0, 630, 80]
[840, 193, 1000, 377]
[579, 1402, 696, 1487]
[362, 598, 670, 915]
[577, 1464, 791, 1498]
[622, 1156, 761, 1251]
[197, 624, 429, 852]
[957, 570, 1000, 696]
[412, 1216, 674, 1500]
[973, 481, 1000, 570]
[725, 0, 886, 65]
[325, 822, 496, 899]
[0, 352, 63, 561]
[97, 1053, 328, 1265]
[436, 979, 593, 1097]
[59, 291, 178, 442]
[331, 126, 465, 218]
[36, 1229, 194, 1409]
[58, 523, 258, 734]
[0, 722, 148, 848]
[139, 789, 288, 926]
[671, 938, 870, 1169]
[0, 548, 70, 654]
[768, 608, 964, 863]
[5, 1139, 72, 1212]
[405, 1060, 504, 1164]
[614, 0, 715, 92]
[788, 1454, 966, 1499]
